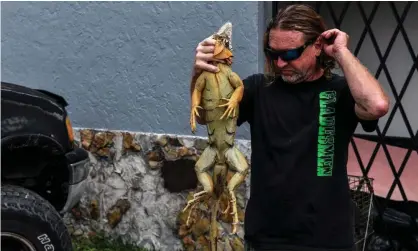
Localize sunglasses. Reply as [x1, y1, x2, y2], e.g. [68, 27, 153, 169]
[264, 40, 314, 62]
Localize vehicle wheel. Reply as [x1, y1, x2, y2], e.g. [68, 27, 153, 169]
[1, 185, 73, 251]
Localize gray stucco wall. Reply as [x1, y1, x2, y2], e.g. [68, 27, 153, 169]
[1, 1, 262, 139]
[2, 2, 416, 138]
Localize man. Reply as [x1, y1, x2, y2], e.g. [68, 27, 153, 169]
[190, 4, 389, 251]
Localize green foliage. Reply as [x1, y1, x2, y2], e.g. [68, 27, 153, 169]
[72, 231, 149, 251]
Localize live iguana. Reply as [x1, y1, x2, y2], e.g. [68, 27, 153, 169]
[183, 22, 249, 251]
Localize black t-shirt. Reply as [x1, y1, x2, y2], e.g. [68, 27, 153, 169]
[237, 73, 378, 251]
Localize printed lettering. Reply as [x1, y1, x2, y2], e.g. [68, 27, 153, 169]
[317, 91, 336, 177]
[37, 234, 50, 245]
[37, 233, 55, 251]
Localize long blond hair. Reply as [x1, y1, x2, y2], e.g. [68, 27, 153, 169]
[263, 4, 336, 84]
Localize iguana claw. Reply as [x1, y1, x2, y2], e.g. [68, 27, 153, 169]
[190, 105, 203, 133]
[183, 191, 208, 212]
[229, 190, 239, 234]
[222, 200, 230, 215]
[218, 98, 237, 119]
[182, 190, 209, 226]
[220, 190, 240, 234]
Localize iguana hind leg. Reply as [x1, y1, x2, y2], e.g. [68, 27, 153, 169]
[194, 145, 217, 195]
[182, 146, 217, 225]
[225, 146, 249, 234]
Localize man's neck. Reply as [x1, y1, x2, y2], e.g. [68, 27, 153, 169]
[305, 68, 324, 82]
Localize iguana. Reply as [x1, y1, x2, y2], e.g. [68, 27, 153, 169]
[183, 22, 249, 251]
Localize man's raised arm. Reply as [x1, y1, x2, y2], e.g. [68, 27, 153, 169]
[322, 29, 390, 120]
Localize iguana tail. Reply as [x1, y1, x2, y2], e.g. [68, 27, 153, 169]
[210, 196, 220, 251]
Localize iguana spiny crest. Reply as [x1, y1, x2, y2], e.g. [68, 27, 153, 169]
[211, 22, 233, 62]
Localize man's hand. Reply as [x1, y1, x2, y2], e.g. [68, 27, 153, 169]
[194, 36, 221, 74]
[320, 29, 350, 58]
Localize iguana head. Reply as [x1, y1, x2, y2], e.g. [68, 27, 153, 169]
[211, 22, 233, 62]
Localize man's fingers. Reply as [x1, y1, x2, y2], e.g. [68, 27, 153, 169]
[197, 45, 215, 54]
[195, 60, 218, 73]
[196, 52, 215, 61]
[321, 31, 332, 39]
[197, 51, 226, 63]
[194, 37, 219, 73]
[200, 37, 216, 46]
[321, 30, 333, 38]
[322, 29, 341, 39]
[325, 28, 340, 34]
[195, 61, 218, 72]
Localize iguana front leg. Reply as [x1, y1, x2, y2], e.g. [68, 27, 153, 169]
[218, 71, 244, 119]
[190, 73, 206, 133]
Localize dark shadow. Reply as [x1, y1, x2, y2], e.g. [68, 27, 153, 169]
[160, 159, 198, 193]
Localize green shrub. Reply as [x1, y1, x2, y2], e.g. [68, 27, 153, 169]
[72, 231, 149, 251]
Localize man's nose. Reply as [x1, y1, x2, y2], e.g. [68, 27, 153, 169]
[275, 57, 288, 68]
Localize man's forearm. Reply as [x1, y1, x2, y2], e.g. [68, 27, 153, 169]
[335, 48, 389, 120]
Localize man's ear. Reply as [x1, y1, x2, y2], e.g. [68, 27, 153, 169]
[314, 37, 323, 56]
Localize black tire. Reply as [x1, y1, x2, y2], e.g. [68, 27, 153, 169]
[1, 185, 73, 251]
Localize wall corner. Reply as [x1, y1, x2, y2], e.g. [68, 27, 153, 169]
[257, 2, 272, 73]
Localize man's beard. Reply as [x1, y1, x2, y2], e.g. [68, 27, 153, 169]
[280, 70, 308, 84]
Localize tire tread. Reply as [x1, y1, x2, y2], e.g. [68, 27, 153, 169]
[1, 185, 73, 251]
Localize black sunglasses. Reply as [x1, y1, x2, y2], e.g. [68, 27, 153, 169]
[264, 40, 314, 62]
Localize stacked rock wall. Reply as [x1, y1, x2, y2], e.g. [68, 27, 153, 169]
[64, 128, 252, 251]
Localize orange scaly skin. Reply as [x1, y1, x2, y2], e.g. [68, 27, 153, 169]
[183, 31, 249, 251]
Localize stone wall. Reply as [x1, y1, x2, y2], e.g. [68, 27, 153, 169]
[64, 128, 252, 251]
